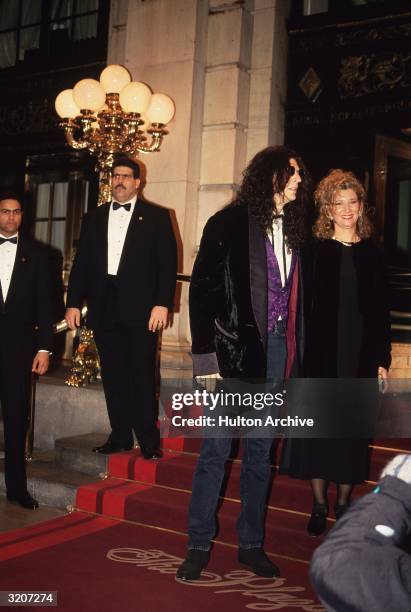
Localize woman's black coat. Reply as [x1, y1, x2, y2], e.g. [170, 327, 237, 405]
[303, 239, 391, 377]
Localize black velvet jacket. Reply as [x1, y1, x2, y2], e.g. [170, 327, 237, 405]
[189, 204, 305, 378]
[303, 239, 391, 377]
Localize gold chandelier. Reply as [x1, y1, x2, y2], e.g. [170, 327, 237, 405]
[55, 64, 175, 203]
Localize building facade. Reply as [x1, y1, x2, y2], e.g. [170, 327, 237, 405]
[0, 0, 410, 374]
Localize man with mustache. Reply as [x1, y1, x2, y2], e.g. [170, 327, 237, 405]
[65, 157, 177, 459]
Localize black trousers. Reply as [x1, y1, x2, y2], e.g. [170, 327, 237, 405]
[93, 276, 160, 451]
[0, 323, 33, 497]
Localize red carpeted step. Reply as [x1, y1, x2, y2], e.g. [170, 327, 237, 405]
[162, 435, 203, 454]
[74, 433, 409, 572]
[107, 448, 374, 514]
[161, 435, 281, 459]
[75, 477, 332, 561]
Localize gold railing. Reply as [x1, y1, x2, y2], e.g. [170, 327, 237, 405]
[390, 310, 411, 332]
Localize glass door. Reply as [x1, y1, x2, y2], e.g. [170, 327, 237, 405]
[25, 152, 98, 359]
[374, 135, 411, 342]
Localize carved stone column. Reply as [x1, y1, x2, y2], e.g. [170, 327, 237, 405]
[106, 0, 291, 375]
[247, 0, 291, 160]
[108, 0, 209, 375]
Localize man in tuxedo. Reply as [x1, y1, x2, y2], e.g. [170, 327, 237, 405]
[65, 157, 177, 459]
[0, 192, 52, 509]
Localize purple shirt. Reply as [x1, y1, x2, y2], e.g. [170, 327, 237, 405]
[266, 238, 296, 332]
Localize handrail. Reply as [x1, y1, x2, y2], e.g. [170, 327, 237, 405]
[390, 310, 411, 319]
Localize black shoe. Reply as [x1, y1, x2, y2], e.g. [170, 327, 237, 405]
[142, 448, 163, 460]
[92, 440, 133, 454]
[238, 548, 280, 578]
[7, 493, 39, 509]
[334, 503, 349, 520]
[176, 550, 210, 581]
[307, 503, 328, 537]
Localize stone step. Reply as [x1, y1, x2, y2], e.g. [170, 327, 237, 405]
[0, 450, 99, 510]
[33, 376, 110, 450]
[54, 433, 113, 477]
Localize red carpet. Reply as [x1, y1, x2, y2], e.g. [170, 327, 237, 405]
[77, 476, 320, 560]
[0, 513, 322, 611]
[107, 443, 374, 513]
[0, 434, 409, 611]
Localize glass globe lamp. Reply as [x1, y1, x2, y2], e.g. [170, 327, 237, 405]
[146, 93, 175, 125]
[73, 79, 106, 111]
[100, 64, 131, 94]
[119, 81, 152, 114]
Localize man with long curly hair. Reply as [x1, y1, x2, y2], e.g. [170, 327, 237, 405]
[176, 146, 310, 581]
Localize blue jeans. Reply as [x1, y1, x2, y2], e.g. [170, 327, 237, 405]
[188, 324, 286, 550]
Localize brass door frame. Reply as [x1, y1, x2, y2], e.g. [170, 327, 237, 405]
[373, 134, 411, 239]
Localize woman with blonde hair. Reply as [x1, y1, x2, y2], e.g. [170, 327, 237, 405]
[281, 169, 391, 536]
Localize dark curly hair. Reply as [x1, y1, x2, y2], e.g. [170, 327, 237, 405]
[232, 146, 311, 250]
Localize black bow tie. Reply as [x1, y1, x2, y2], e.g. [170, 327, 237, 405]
[113, 201, 131, 211]
[0, 236, 17, 245]
[273, 214, 283, 220]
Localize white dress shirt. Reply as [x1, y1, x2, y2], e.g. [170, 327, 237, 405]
[107, 195, 137, 275]
[0, 232, 18, 300]
[267, 216, 292, 287]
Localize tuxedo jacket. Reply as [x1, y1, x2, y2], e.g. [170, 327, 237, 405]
[67, 200, 177, 329]
[0, 237, 53, 358]
[189, 203, 305, 379]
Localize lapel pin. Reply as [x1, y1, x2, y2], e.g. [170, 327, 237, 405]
[138, 216, 143, 221]
[21, 256, 27, 263]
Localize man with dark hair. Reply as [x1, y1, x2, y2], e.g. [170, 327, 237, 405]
[177, 146, 309, 580]
[65, 157, 177, 459]
[0, 192, 52, 508]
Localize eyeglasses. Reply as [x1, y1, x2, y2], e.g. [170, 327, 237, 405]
[112, 173, 134, 181]
[0, 209, 22, 216]
[287, 166, 305, 179]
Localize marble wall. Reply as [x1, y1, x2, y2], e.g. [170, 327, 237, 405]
[107, 0, 290, 360]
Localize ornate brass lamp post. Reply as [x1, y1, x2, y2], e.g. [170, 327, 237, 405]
[54, 65, 175, 386]
[55, 64, 175, 204]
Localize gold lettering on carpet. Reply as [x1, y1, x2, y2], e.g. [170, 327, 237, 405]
[107, 548, 324, 611]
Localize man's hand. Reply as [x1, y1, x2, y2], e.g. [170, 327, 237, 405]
[195, 372, 222, 392]
[32, 352, 49, 375]
[65, 307, 81, 330]
[148, 306, 168, 332]
[378, 366, 388, 394]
